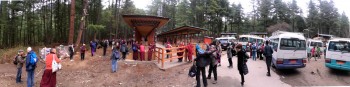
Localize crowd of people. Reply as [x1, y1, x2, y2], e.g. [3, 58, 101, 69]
[193, 40, 274, 87]
[12, 37, 276, 87]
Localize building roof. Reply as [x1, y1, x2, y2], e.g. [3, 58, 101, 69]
[122, 15, 170, 37]
[157, 26, 207, 36]
[250, 32, 268, 35]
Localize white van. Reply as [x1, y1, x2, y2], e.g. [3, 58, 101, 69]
[325, 38, 350, 71]
[238, 35, 264, 51]
[269, 31, 307, 69]
[307, 39, 324, 57]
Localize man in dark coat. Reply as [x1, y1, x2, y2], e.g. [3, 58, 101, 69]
[263, 41, 274, 76]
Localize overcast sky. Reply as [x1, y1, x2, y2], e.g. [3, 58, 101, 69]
[102, 0, 350, 18]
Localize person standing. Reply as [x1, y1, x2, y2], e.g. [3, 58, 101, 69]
[236, 44, 248, 86]
[69, 44, 74, 61]
[258, 43, 264, 60]
[311, 46, 317, 61]
[207, 45, 218, 84]
[148, 42, 155, 61]
[103, 40, 108, 56]
[186, 42, 194, 62]
[216, 42, 222, 66]
[120, 41, 128, 60]
[177, 42, 185, 62]
[252, 43, 257, 61]
[194, 44, 214, 87]
[263, 41, 274, 76]
[316, 45, 321, 59]
[90, 41, 96, 56]
[40, 48, 61, 87]
[227, 40, 233, 68]
[139, 43, 145, 61]
[26, 47, 38, 87]
[111, 48, 120, 73]
[132, 41, 139, 60]
[166, 42, 172, 58]
[16, 50, 25, 83]
[80, 44, 86, 60]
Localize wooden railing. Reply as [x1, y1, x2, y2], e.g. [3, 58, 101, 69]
[154, 43, 206, 68]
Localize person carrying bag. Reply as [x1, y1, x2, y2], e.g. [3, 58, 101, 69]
[41, 48, 61, 87]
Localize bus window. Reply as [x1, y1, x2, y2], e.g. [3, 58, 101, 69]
[310, 42, 322, 47]
[280, 39, 306, 50]
[328, 41, 350, 52]
[239, 37, 248, 42]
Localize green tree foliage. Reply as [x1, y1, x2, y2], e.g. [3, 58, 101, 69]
[339, 12, 350, 37]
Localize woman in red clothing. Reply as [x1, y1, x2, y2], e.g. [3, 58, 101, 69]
[177, 42, 185, 62]
[40, 48, 61, 87]
[148, 42, 156, 61]
[186, 42, 194, 62]
[139, 43, 145, 61]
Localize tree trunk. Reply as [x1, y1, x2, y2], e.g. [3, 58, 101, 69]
[68, 0, 76, 44]
[75, 0, 88, 48]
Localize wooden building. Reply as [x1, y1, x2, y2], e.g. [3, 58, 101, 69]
[157, 26, 207, 45]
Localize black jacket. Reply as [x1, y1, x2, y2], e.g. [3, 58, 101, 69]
[237, 50, 248, 71]
[195, 50, 215, 67]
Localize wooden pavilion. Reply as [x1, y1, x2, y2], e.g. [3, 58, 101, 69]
[157, 26, 207, 45]
[122, 15, 170, 44]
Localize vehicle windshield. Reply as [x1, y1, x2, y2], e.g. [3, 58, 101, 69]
[328, 41, 350, 52]
[219, 39, 228, 43]
[239, 37, 248, 42]
[310, 42, 322, 47]
[280, 38, 306, 50]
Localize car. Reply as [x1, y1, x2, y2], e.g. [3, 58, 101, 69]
[215, 37, 236, 50]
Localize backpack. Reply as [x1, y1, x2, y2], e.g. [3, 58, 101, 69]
[13, 55, 19, 65]
[29, 52, 38, 65]
[132, 46, 137, 52]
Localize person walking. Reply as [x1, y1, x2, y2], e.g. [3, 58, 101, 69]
[132, 41, 139, 60]
[307, 46, 311, 61]
[103, 40, 108, 56]
[252, 43, 257, 61]
[139, 43, 145, 61]
[207, 44, 218, 84]
[68, 44, 74, 61]
[177, 42, 185, 62]
[26, 47, 38, 87]
[236, 44, 248, 86]
[186, 42, 194, 62]
[120, 41, 128, 60]
[148, 42, 155, 61]
[80, 44, 86, 60]
[111, 47, 120, 73]
[40, 48, 61, 87]
[227, 40, 233, 68]
[194, 44, 214, 87]
[15, 50, 25, 84]
[263, 41, 274, 76]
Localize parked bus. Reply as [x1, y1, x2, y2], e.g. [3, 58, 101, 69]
[325, 38, 350, 71]
[307, 39, 324, 57]
[269, 31, 307, 69]
[238, 35, 264, 51]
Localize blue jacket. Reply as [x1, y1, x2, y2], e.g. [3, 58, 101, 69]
[26, 51, 37, 71]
